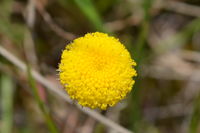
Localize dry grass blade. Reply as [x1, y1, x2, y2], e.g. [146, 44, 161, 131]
[33, 0, 76, 40]
[0, 45, 133, 133]
[164, 1, 200, 18]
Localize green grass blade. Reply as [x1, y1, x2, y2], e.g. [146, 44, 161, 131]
[74, 0, 106, 32]
[27, 66, 59, 133]
[130, 0, 153, 132]
[134, 0, 154, 61]
[1, 74, 14, 133]
[189, 93, 200, 133]
[0, 0, 25, 45]
[156, 18, 200, 53]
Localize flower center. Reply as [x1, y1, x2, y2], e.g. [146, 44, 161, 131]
[89, 50, 111, 71]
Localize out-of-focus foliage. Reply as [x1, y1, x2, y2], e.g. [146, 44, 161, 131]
[1, 0, 200, 133]
[0, 0, 25, 45]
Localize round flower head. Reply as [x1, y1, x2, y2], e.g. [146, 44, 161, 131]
[59, 32, 137, 110]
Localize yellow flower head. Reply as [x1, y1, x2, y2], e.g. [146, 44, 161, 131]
[59, 32, 137, 110]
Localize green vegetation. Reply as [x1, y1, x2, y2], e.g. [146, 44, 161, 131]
[1, 0, 200, 133]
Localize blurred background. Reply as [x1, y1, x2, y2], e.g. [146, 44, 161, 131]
[1, 0, 200, 133]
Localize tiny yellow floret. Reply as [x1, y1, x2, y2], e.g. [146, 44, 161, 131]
[59, 32, 137, 110]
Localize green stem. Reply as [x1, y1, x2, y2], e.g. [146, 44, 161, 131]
[73, 0, 107, 32]
[130, 0, 153, 132]
[27, 66, 59, 133]
[1, 74, 14, 133]
[189, 93, 200, 133]
[134, 21, 149, 62]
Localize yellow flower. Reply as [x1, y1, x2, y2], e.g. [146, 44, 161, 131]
[59, 32, 137, 110]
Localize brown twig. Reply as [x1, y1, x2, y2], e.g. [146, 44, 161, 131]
[79, 117, 96, 133]
[105, 0, 200, 32]
[144, 103, 192, 121]
[23, 0, 47, 101]
[141, 52, 200, 81]
[163, 1, 200, 18]
[104, 15, 141, 32]
[33, 0, 76, 40]
[62, 108, 79, 133]
[179, 50, 200, 63]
